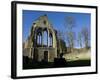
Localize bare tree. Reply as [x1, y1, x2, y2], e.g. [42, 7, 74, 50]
[57, 30, 64, 53]
[56, 30, 68, 58]
[81, 27, 90, 49]
[64, 16, 76, 31]
[77, 32, 83, 48]
[64, 16, 76, 52]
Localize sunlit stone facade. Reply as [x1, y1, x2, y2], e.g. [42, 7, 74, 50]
[23, 15, 57, 62]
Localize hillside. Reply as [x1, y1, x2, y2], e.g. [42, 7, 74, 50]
[63, 48, 91, 61]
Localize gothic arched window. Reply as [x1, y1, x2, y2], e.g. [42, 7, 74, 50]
[37, 32, 42, 46]
[49, 33, 53, 47]
[43, 30, 48, 47]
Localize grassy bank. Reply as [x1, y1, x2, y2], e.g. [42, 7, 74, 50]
[23, 59, 90, 69]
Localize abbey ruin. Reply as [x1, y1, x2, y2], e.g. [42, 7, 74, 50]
[23, 15, 58, 62]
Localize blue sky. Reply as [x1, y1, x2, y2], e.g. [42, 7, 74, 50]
[23, 10, 91, 48]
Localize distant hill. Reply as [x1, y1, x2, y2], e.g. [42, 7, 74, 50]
[63, 48, 91, 61]
[66, 47, 91, 54]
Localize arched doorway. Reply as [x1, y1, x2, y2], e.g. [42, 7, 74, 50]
[44, 51, 48, 62]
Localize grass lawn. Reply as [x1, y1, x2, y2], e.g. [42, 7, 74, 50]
[23, 59, 90, 69]
[66, 60, 90, 67]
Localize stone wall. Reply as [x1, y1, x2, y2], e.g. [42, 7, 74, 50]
[23, 15, 57, 62]
[33, 47, 57, 62]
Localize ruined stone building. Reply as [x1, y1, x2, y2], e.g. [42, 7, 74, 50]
[23, 15, 57, 62]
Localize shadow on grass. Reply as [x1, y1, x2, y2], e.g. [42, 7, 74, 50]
[23, 56, 90, 69]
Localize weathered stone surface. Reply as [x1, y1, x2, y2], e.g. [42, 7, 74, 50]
[23, 15, 57, 62]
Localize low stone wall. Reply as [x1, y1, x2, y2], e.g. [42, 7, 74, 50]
[23, 48, 31, 57]
[23, 47, 57, 62]
[33, 47, 57, 62]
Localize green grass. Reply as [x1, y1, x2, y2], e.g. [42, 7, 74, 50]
[67, 60, 90, 67]
[23, 60, 90, 69]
